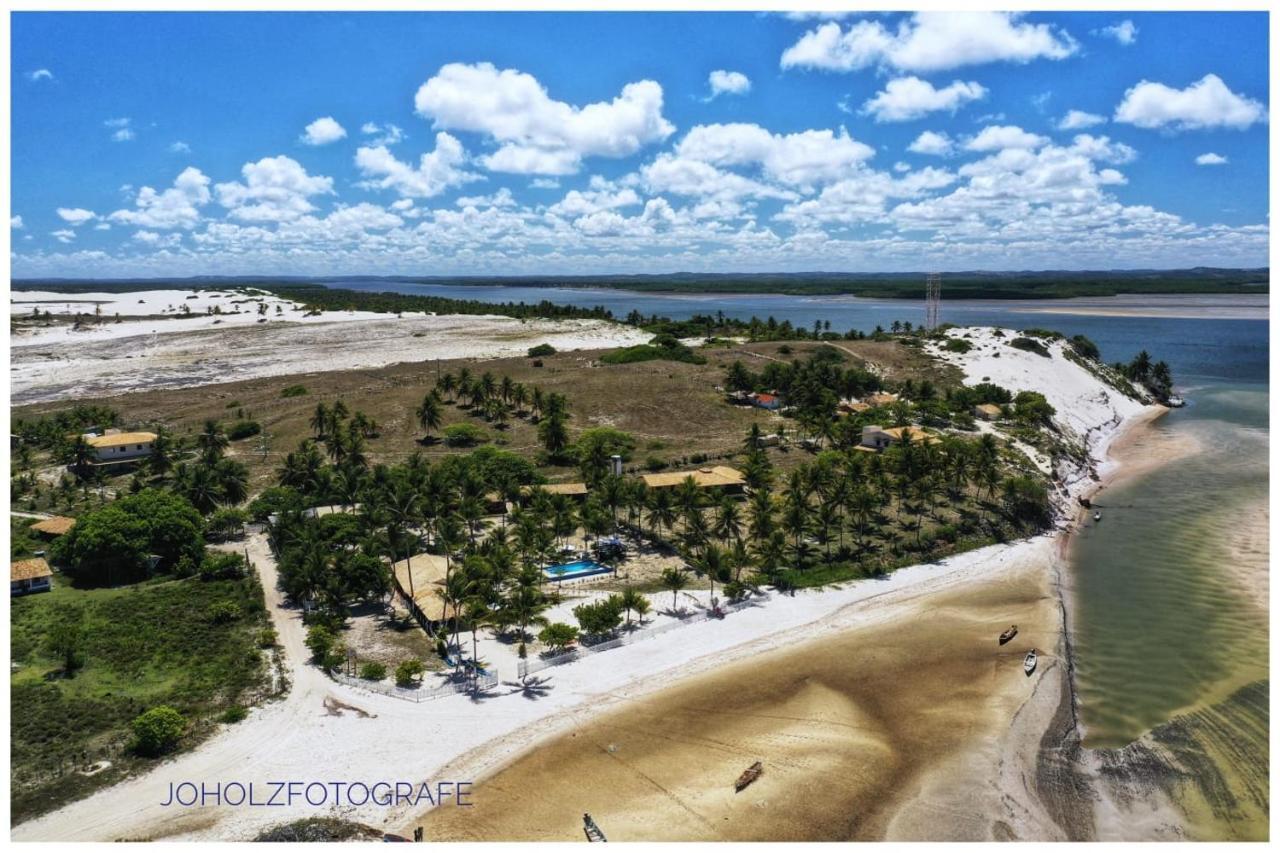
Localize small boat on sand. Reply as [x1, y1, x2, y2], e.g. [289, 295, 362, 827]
[735, 761, 763, 792]
[1093, 512, 1102, 522]
[999, 625, 1018, 645]
[1024, 649, 1038, 676]
[583, 813, 607, 843]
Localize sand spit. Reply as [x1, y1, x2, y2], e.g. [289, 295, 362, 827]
[11, 299, 649, 405]
[1018, 293, 1268, 321]
[9, 325, 1194, 842]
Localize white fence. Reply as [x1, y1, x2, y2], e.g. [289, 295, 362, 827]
[332, 670, 498, 703]
[517, 593, 770, 680]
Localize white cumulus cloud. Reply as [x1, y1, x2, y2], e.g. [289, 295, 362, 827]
[57, 208, 97, 226]
[673, 122, 875, 190]
[1097, 20, 1138, 46]
[109, 167, 212, 229]
[781, 12, 1077, 74]
[414, 62, 675, 174]
[1196, 152, 1229, 166]
[215, 156, 333, 222]
[861, 77, 986, 122]
[300, 116, 347, 146]
[707, 70, 751, 99]
[11, 215, 25, 229]
[360, 122, 406, 146]
[908, 130, 955, 157]
[965, 125, 1050, 152]
[1114, 74, 1267, 131]
[27, 68, 53, 82]
[1057, 110, 1106, 130]
[355, 132, 483, 198]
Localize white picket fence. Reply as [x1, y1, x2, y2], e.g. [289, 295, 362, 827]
[332, 670, 498, 703]
[517, 593, 770, 680]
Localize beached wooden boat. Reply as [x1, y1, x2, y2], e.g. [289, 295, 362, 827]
[583, 813, 607, 843]
[1024, 649, 1038, 676]
[999, 625, 1018, 645]
[735, 761, 763, 792]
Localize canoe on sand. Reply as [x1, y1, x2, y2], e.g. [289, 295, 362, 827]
[735, 761, 763, 792]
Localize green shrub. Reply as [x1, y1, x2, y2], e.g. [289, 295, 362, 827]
[1009, 337, 1050, 357]
[944, 338, 972, 353]
[573, 595, 624, 637]
[1069, 334, 1101, 361]
[305, 625, 334, 663]
[281, 385, 308, 398]
[200, 551, 247, 581]
[359, 661, 387, 681]
[209, 601, 242, 625]
[443, 423, 487, 447]
[257, 628, 278, 648]
[538, 622, 579, 652]
[227, 420, 261, 440]
[527, 343, 557, 357]
[395, 658, 426, 687]
[131, 706, 186, 757]
[220, 705, 248, 724]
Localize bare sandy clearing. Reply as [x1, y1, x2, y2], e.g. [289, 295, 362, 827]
[11, 311, 649, 405]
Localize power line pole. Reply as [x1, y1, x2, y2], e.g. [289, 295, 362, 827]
[925, 272, 941, 330]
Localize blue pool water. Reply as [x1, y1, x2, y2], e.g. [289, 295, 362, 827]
[544, 560, 610, 581]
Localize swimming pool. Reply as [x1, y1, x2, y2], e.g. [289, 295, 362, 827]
[544, 559, 611, 581]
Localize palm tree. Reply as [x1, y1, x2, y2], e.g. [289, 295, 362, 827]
[505, 568, 550, 662]
[310, 402, 330, 439]
[646, 488, 676, 542]
[66, 435, 95, 478]
[197, 420, 229, 462]
[416, 392, 444, 441]
[713, 496, 743, 544]
[213, 458, 249, 505]
[437, 372, 457, 403]
[659, 566, 688, 612]
[149, 427, 174, 477]
[692, 543, 726, 609]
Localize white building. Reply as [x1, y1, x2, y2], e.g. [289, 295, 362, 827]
[85, 431, 157, 463]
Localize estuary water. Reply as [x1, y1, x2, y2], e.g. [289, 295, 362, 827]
[331, 279, 1269, 754]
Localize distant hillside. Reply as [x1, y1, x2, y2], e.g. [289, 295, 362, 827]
[13, 267, 1268, 300]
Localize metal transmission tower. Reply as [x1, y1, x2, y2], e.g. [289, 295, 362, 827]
[924, 272, 942, 330]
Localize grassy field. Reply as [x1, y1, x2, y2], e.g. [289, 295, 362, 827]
[14, 339, 960, 492]
[9, 571, 273, 823]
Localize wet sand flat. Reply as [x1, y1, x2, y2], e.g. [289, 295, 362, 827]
[421, 556, 1062, 842]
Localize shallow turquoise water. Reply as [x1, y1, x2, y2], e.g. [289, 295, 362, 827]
[1069, 379, 1269, 748]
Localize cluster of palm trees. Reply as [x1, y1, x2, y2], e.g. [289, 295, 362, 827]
[170, 421, 249, 513]
[309, 401, 378, 463]
[418, 368, 572, 458]
[265, 375, 1044, 674]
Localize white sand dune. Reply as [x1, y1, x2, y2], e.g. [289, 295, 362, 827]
[10, 289, 649, 405]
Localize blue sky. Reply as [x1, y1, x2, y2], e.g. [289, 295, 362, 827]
[11, 11, 1270, 277]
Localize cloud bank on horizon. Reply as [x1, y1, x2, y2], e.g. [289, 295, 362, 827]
[10, 11, 1269, 278]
